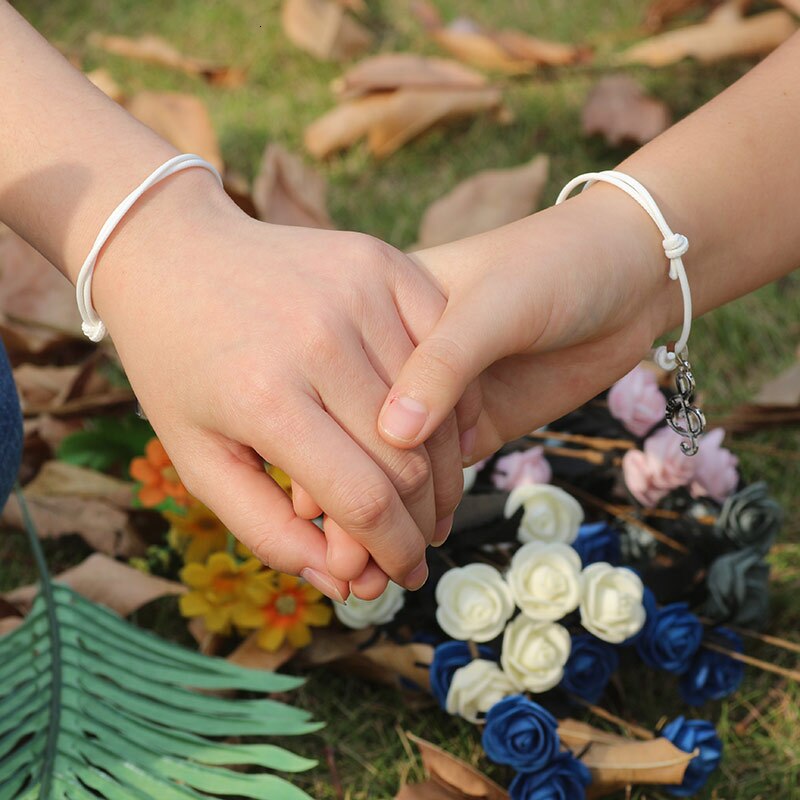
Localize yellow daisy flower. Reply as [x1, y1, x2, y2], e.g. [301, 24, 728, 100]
[179, 552, 270, 635]
[166, 501, 229, 563]
[267, 463, 293, 496]
[234, 573, 333, 652]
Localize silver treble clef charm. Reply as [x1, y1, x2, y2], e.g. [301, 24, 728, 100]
[665, 352, 705, 456]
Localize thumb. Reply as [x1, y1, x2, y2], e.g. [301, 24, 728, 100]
[379, 289, 512, 453]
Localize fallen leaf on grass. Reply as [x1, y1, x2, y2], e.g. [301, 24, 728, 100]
[643, 0, 721, 31]
[582, 737, 693, 797]
[282, 0, 374, 62]
[332, 53, 488, 99]
[89, 33, 246, 87]
[620, 5, 797, 66]
[0, 617, 22, 636]
[0, 228, 82, 335]
[86, 67, 124, 101]
[1, 495, 140, 556]
[4, 552, 184, 616]
[22, 460, 134, 507]
[413, 2, 587, 72]
[13, 364, 81, 410]
[415, 155, 549, 249]
[0, 317, 77, 365]
[582, 75, 672, 146]
[359, 641, 433, 691]
[228, 631, 297, 670]
[125, 91, 223, 172]
[397, 733, 508, 800]
[253, 144, 334, 228]
[753, 360, 800, 406]
[306, 86, 504, 158]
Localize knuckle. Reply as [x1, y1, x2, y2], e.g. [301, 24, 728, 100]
[416, 336, 468, 390]
[391, 450, 431, 502]
[340, 479, 395, 534]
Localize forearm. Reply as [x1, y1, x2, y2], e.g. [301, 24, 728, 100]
[620, 30, 800, 330]
[0, 2, 219, 286]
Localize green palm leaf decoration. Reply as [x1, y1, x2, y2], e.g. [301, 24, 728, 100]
[0, 491, 320, 800]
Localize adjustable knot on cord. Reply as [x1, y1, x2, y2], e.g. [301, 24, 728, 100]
[662, 232, 689, 278]
[81, 320, 107, 343]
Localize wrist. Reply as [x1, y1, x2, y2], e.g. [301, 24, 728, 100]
[89, 167, 245, 329]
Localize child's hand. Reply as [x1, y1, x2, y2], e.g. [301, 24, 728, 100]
[92, 171, 467, 600]
[377, 184, 674, 462]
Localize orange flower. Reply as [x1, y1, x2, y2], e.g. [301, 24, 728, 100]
[166, 501, 229, 563]
[235, 573, 332, 651]
[130, 438, 188, 507]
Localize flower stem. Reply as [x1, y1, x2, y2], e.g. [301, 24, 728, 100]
[526, 430, 635, 452]
[567, 695, 654, 740]
[703, 642, 800, 682]
[700, 618, 800, 655]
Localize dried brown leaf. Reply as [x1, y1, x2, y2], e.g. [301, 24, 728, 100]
[359, 641, 433, 691]
[13, 364, 81, 410]
[89, 33, 246, 87]
[23, 415, 80, 453]
[415, 155, 549, 249]
[774, 0, 800, 16]
[620, 7, 797, 66]
[399, 733, 508, 800]
[228, 631, 297, 670]
[558, 718, 631, 749]
[1, 495, 140, 555]
[253, 144, 334, 228]
[23, 460, 134, 507]
[0, 617, 22, 637]
[306, 87, 503, 159]
[753, 361, 800, 406]
[493, 29, 587, 66]
[582, 74, 672, 146]
[292, 626, 376, 666]
[367, 87, 503, 158]
[86, 67, 124, 101]
[582, 737, 693, 796]
[0, 228, 82, 335]
[333, 54, 487, 100]
[125, 91, 223, 172]
[432, 24, 533, 74]
[282, 0, 374, 62]
[4, 552, 184, 616]
[644, 0, 720, 31]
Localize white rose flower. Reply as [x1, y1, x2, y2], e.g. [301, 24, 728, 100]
[504, 485, 583, 545]
[445, 660, 516, 723]
[462, 464, 479, 494]
[501, 616, 571, 693]
[579, 562, 646, 644]
[334, 581, 405, 630]
[436, 563, 514, 642]
[507, 542, 582, 622]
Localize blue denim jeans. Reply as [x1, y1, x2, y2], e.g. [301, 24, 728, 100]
[0, 340, 23, 510]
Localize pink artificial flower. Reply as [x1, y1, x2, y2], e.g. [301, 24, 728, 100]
[690, 428, 739, 503]
[622, 427, 695, 507]
[492, 447, 552, 491]
[608, 365, 665, 438]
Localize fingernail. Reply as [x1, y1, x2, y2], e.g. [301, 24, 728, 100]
[301, 567, 347, 604]
[405, 559, 429, 591]
[432, 514, 454, 546]
[380, 396, 428, 443]
[460, 426, 477, 462]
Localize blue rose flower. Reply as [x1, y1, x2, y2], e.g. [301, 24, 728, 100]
[660, 716, 723, 797]
[572, 521, 621, 567]
[561, 634, 619, 704]
[635, 602, 703, 674]
[429, 641, 496, 709]
[482, 695, 559, 772]
[679, 628, 744, 706]
[509, 751, 592, 800]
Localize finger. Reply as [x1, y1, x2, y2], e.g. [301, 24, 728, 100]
[379, 287, 518, 450]
[173, 435, 349, 603]
[237, 392, 429, 589]
[361, 309, 464, 532]
[325, 516, 371, 582]
[292, 480, 322, 519]
[454, 379, 484, 462]
[350, 558, 391, 600]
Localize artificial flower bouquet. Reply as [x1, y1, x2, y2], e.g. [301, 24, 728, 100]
[57, 361, 785, 799]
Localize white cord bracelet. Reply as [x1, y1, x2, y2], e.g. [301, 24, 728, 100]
[75, 153, 223, 343]
[556, 170, 706, 455]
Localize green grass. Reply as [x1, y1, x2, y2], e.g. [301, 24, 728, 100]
[9, 0, 800, 797]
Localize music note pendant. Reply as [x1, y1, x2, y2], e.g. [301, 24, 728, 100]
[665, 352, 706, 456]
